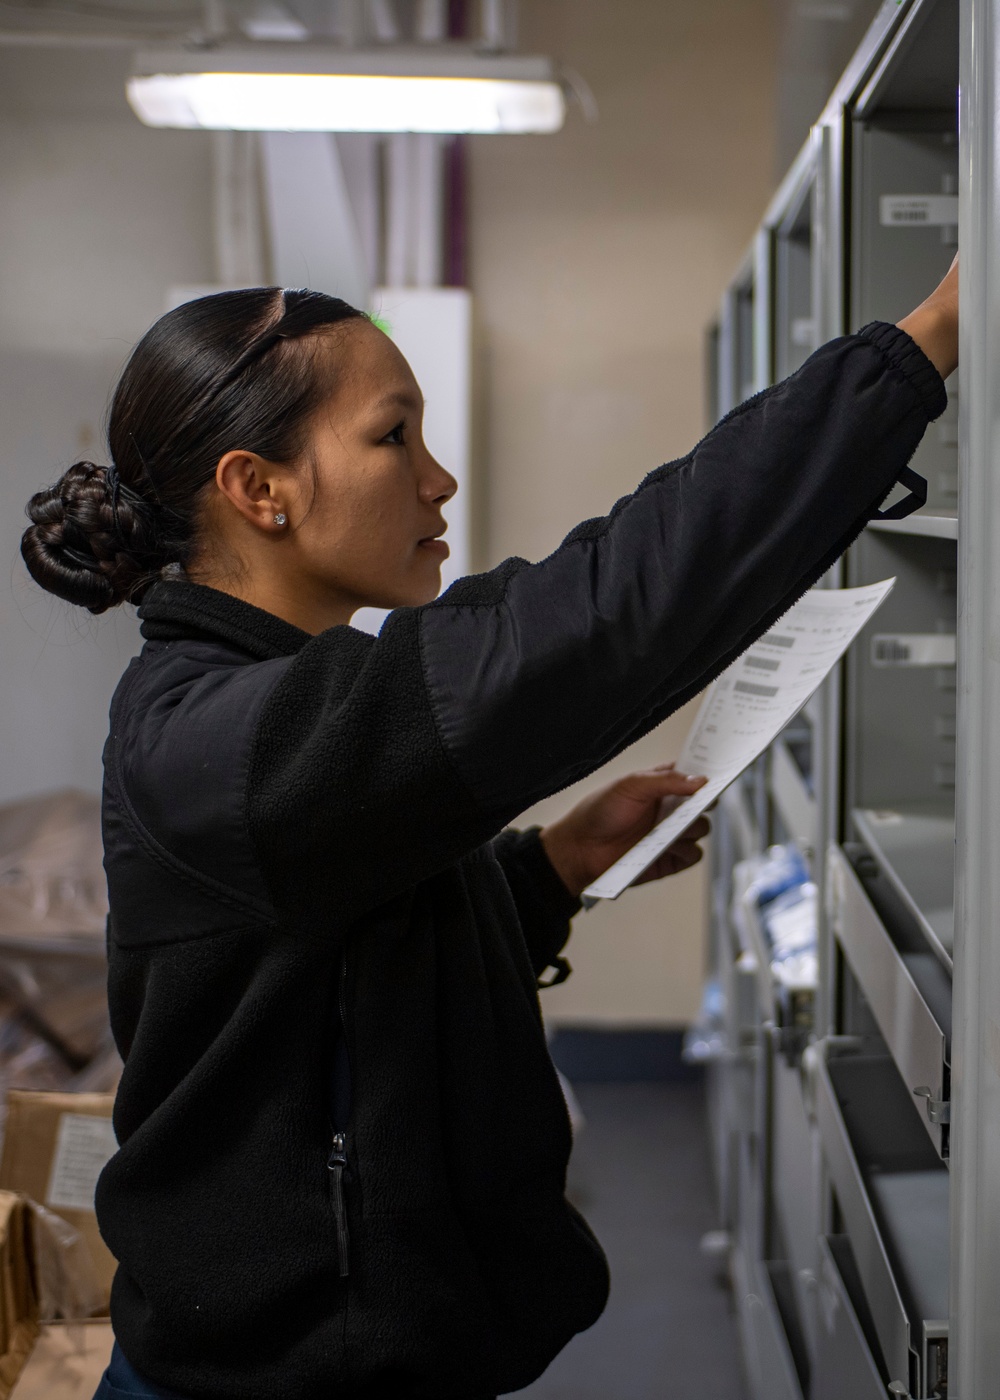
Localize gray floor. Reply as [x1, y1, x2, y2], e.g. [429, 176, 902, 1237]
[513, 1081, 748, 1400]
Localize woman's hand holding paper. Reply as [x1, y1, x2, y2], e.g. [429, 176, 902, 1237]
[540, 765, 710, 900]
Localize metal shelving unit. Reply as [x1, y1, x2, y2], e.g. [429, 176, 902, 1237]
[698, 1, 1000, 1394]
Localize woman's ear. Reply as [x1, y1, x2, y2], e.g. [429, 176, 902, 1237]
[215, 451, 287, 531]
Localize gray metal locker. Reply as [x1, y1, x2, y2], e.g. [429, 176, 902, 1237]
[698, 0, 996, 1395]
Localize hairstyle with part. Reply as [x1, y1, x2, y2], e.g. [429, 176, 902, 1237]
[21, 287, 366, 614]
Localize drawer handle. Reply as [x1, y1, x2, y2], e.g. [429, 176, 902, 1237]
[914, 1085, 951, 1125]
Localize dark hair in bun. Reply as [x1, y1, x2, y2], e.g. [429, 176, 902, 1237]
[22, 460, 163, 614]
[21, 287, 365, 614]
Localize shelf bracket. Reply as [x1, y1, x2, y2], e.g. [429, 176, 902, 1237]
[914, 1085, 951, 1125]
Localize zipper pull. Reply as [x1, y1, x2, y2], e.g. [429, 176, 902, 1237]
[327, 1132, 350, 1278]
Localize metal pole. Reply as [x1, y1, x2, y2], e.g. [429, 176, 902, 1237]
[813, 120, 843, 1044]
[951, 0, 1000, 1392]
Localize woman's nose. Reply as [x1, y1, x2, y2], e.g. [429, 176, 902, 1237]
[423, 456, 458, 504]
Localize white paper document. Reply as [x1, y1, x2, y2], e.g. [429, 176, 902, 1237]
[582, 579, 895, 903]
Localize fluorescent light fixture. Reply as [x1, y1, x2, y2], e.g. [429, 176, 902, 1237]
[127, 46, 566, 134]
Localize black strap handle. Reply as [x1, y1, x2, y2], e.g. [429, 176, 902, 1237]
[873, 466, 928, 521]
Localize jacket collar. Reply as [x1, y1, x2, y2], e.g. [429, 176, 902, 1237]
[138, 578, 313, 661]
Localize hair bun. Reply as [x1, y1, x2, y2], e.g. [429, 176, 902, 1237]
[20, 460, 164, 615]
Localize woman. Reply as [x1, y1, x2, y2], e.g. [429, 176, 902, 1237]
[21, 260, 957, 1400]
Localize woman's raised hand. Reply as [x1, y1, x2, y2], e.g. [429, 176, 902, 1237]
[897, 251, 959, 380]
[540, 764, 710, 900]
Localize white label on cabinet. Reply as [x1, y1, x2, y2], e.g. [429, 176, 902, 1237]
[46, 1114, 117, 1212]
[880, 195, 959, 227]
[871, 633, 956, 667]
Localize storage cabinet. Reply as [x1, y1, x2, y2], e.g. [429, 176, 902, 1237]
[702, 1, 978, 1394]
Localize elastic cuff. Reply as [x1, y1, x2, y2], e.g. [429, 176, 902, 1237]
[517, 826, 584, 923]
[857, 321, 948, 422]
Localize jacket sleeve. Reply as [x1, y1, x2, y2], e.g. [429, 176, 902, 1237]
[492, 828, 581, 984]
[246, 322, 946, 925]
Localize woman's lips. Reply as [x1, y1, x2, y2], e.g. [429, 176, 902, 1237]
[418, 537, 449, 558]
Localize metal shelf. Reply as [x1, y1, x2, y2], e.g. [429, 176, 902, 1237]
[851, 805, 955, 970]
[867, 510, 958, 541]
[814, 1235, 890, 1400]
[732, 1242, 807, 1400]
[828, 842, 951, 1158]
[813, 1052, 948, 1397]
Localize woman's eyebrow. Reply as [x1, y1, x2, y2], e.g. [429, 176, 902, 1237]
[373, 390, 425, 413]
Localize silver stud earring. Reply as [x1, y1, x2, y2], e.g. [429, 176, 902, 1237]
[273, 513, 287, 526]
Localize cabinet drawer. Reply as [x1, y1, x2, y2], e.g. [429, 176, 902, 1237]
[732, 1243, 806, 1400]
[813, 1235, 888, 1400]
[814, 1054, 922, 1388]
[814, 1051, 948, 1396]
[828, 843, 949, 1156]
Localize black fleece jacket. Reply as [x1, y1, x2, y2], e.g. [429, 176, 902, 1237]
[96, 322, 946, 1400]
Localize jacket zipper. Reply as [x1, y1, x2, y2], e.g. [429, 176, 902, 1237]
[327, 1131, 350, 1278]
[328, 944, 353, 1279]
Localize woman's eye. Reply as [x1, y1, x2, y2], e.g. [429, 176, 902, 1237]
[382, 422, 406, 446]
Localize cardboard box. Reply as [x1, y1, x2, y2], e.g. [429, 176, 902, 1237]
[0, 1189, 113, 1400]
[0, 1094, 116, 1305]
[0, 1192, 39, 1400]
[8, 1321, 112, 1400]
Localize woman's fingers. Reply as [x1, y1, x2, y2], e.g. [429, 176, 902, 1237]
[540, 761, 711, 897]
[630, 818, 711, 885]
[636, 842, 704, 883]
[617, 767, 707, 804]
[677, 815, 711, 842]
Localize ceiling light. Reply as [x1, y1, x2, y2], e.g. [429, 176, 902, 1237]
[127, 46, 566, 134]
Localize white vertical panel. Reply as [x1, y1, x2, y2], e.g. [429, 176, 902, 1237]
[335, 134, 382, 287]
[353, 287, 472, 635]
[413, 134, 444, 287]
[385, 133, 445, 289]
[259, 131, 371, 309]
[951, 1, 1000, 1394]
[384, 132, 415, 288]
[211, 131, 265, 287]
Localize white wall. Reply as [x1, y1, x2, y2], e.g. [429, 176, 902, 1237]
[0, 49, 214, 801]
[468, 0, 780, 1025]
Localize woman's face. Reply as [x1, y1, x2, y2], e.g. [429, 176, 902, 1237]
[249, 319, 458, 622]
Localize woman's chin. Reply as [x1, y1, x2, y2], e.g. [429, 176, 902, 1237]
[357, 573, 444, 613]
